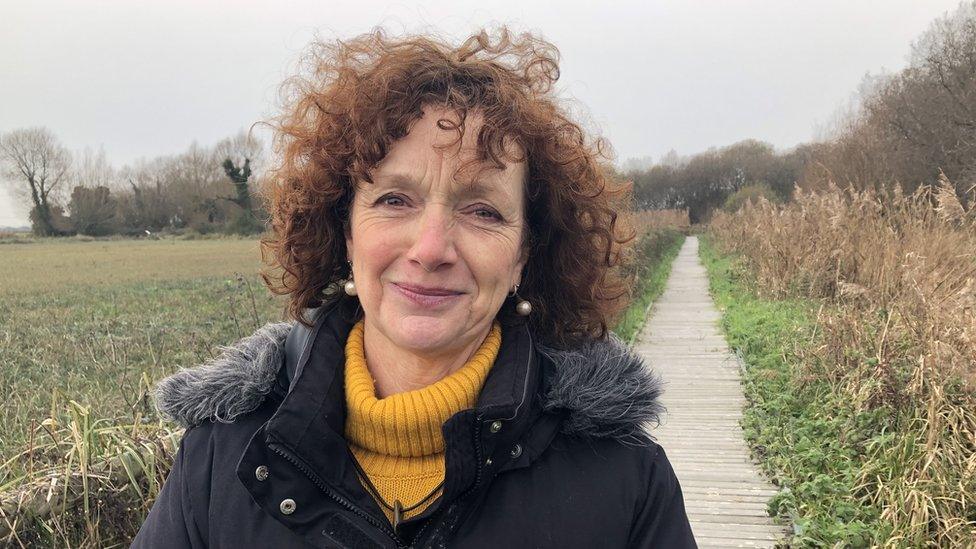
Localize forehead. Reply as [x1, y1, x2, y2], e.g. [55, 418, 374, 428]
[369, 106, 527, 192]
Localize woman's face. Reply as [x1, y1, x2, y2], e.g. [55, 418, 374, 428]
[346, 106, 527, 358]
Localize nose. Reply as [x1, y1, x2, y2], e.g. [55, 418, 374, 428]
[407, 206, 458, 272]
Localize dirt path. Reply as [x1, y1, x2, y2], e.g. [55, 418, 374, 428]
[638, 236, 788, 548]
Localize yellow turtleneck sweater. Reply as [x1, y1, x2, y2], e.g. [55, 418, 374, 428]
[344, 320, 502, 525]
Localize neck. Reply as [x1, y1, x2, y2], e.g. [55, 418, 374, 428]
[362, 321, 492, 398]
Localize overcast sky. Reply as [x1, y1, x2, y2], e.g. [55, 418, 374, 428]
[0, 0, 965, 226]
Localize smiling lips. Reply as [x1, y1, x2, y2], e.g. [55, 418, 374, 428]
[391, 282, 465, 308]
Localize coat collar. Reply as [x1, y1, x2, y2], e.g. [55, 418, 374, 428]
[153, 305, 665, 446]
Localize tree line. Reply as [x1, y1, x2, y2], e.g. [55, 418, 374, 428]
[625, 2, 976, 224]
[0, 128, 267, 236]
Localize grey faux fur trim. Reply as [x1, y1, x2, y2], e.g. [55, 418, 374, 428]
[538, 335, 664, 445]
[154, 323, 664, 443]
[154, 322, 292, 428]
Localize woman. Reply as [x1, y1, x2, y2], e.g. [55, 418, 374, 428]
[133, 27, 696, 548]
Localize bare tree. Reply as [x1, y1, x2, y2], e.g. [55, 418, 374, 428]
[215, 131, 265, 209]
[116, 158, 176, 233]
[628, 139, 801, 223]
[804, 2, 976, 199]
[0, 127, 73, 235]
[213, 129, 265, 177]
[73, 146, 118, 191]
[214, 130, 267, 233]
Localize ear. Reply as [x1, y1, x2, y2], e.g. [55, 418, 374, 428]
[345, 234, 354, 266]
[512, 255, 527, 289]
[344, 189, 355, 265]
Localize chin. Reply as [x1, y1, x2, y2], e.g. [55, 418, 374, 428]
[388, 315, 464, 354]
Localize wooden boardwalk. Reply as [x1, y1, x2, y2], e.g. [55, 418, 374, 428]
[638, 236, 788, 548]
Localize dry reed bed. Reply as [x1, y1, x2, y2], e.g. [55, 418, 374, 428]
[631, 208, 690, 233]
[710, 178, 976, 546]
[0, 415, 179, 547]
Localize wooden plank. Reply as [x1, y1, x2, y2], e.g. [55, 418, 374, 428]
[690, 514, 783, 525]
[638, 237, 789, 548]
[693, 538, 781, 548]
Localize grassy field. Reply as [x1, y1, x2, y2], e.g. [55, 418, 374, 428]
[0, 228, 685, 546]
[0, 238, 285, 479]
[0, 237, 286, 546]
[0, 237, 268, 295]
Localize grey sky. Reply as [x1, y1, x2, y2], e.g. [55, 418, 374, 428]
[0, 0, 965, 226]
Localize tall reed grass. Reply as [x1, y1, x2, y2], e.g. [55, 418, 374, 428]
[614, 228, 685, 344]
[709, 177, 976, 546]
[631, 208, 691, 233]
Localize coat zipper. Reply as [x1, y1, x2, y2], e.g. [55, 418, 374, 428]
[414, 329, 533, 547]
[269, 442, 406, 547]
[412, 412, 486, 547]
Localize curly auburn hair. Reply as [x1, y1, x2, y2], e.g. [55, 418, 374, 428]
[259, 26, 636, 347]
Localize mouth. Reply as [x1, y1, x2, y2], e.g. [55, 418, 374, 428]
[391, 282, 465, 308]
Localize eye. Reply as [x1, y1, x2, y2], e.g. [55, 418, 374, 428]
[471, 206, 503, 221]
[376, 193, 407, 207]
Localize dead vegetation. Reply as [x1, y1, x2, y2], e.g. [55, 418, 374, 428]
[710, 177, 976, 546]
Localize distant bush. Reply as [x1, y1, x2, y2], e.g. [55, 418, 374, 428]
[69, 185, 118, 236]
[722, 183, 780, 212]
[631, 209, 691, 232]
[627, 139, 809, 224]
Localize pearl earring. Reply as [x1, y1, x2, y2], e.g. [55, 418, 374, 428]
[344, 262, 357, 296]
[509, 284, 532, 316]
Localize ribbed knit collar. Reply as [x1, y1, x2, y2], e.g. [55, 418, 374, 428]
[344, 320, 502, 458]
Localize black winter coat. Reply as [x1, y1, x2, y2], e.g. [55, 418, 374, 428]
[132, 305, 697, 548]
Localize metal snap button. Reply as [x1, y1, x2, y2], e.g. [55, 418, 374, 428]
[280, 498, 296, 515]
[489, 420, 503, 433]
[485, 458, 493, 466]
[510, 443, 522, 459]
[255, 465, 269, 481]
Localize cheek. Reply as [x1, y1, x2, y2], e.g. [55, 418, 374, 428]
[348, 218, 394, 283]
[354, 236, 394, 277]
[349, 200, 387, 258]
[466, 235, 522, 289]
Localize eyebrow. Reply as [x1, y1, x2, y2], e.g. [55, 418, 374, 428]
[376, 173, 419, 188]
[376, 172, 515, 200]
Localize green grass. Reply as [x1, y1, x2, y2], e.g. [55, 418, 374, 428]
[614, 228, 685, 344]
[699, 235, 903, 547]
[0, 237, 265, 296]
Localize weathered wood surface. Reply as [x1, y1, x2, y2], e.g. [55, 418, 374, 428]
[638, 236, 788, 548]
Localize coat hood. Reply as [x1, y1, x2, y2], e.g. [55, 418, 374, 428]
[154, 321, 664, 444]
